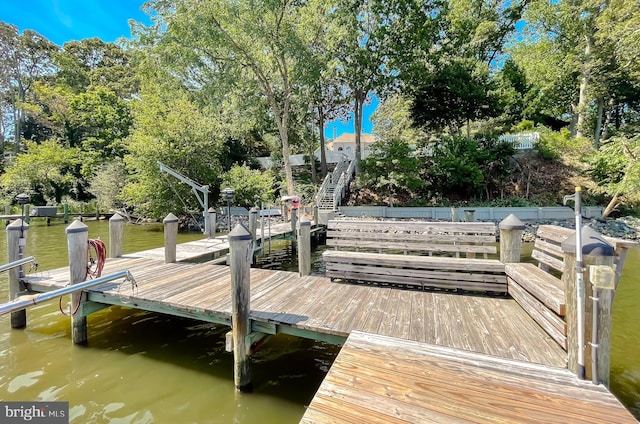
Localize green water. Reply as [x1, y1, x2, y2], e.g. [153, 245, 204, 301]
[0, 219, 338, 423]
[0, 219, 639, 422]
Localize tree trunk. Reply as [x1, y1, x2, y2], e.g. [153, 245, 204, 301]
[466, 118, 471, 139]
[318, 106, 328, 178]
[602, 192, 620, 219]
[309, 133, 317, 184]
[576, 33, 594, 139]
[594, 97, 604, 149]
[354, 89, 366, 176]
[569, 103, 578, 137]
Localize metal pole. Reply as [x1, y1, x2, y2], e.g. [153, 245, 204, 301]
[591, 287, 599, 384]
[0, 256, 35, 274]
[0, 271, 132, 316]
[575, 187, 585, 380]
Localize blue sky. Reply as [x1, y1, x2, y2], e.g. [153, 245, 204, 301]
[0, 0, 375, 139]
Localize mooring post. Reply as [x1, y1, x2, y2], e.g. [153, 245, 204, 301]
[290, 208, 298, 243]
[66, 219, 88, 344]
[464, 209, 476, 222]
[163, 213, 179, 264]
[63, 203, 69, 224]
[24, 205, 30, 224]
[208, 207, 217, 238]
[249, 207, 259, 250]
[6, 219, 29, 329]
[229, 223, 252, 391]
[298, 216, 311, 276]
[499, 214, 525, 263]
[451, 207, 458, 222]
[109, 213, 124, 258]
[313, 204, 319, 226]
[562, 226, 615, 385]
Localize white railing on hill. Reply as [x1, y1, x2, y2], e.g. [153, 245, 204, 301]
[315, 173, 331, 206]
[499, 132, 540, 150]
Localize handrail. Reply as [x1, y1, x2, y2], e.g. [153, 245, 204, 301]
[315, 173, 331, 205]
[333, 172, 346, 210]
[0, 257, 35, 274]
[0, 270, 133, 316]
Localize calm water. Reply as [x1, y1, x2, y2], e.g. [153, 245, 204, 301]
[0, 219, 639, 422]
[0, 219, 339, 424]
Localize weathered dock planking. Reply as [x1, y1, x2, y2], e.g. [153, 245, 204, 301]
[25, 255, 566, 367]
[301, 331, 637, 423]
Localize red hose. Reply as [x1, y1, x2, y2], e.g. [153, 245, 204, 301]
[87, 239, 107, 278]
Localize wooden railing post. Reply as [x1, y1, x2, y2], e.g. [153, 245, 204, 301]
[109, 213, 124, 258]
[249, 206, 259, 249]
[63, 203, 69, 224]
[499, 214, 525, 263]
[66, 219, 88, 344]
[229, 223, 252, 391]
[290, 208, 298, 244]
[6, 219, 29, 329]
[313, 204, 319, 226]
[562, 226, 615, 384]
[163, 213, 179, 264]
[298, 216, 311, 276]
[208, 207, 217, 238]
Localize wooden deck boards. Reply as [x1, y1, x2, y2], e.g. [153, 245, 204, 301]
[25, 256, 567, 368]
[301, 331, 637, 424]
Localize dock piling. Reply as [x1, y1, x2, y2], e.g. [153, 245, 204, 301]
[229, 223, 252, 391]
[163, 213, 179, 263]
[109, 213, 124, 258]
[6, 219, 29, 329]
[298, 216, 311, 276]
[562, 227, 615, 385]
[499, 214, 525, 263]
[208, 208, 216, 238]
[66, 219, 89, 344]
[249, 207, 259, 253]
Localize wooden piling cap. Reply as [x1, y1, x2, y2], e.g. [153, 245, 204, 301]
[109, 212, 125, 222]
[208, 207, 216, 213]
[163, 213, 179, 224]
[66, 219, 88, 233]
[250, 206, 260, 213]
[6, 219, 29, 231]
[499, 214, 525, 230]
[229, 223, 252, 240]
[299, 216, 311, 226]
[561, 226, 614, 256]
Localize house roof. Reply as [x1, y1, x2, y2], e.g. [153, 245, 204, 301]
[329, 133, 377, 145]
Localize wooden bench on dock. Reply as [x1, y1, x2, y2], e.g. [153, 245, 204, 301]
[505, 224, 637, 351]
[323, 220, 507, 293]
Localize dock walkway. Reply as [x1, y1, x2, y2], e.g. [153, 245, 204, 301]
[26, 255, 565, 367]
[302, 331, 637, 423]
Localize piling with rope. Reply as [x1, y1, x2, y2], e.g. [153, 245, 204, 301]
[67, 219, 89, 344]
[6, 219, 29, 329]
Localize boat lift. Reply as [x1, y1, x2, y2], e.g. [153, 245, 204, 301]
[158, 162, 211, 236]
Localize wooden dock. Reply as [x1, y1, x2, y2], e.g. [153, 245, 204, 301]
[26, 255, 565, 367]
[133, 221, 320, 262]
[301, 331, 637, 423]
[18, 229, 636, 422]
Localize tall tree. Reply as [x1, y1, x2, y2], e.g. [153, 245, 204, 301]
[0, 23, 57, 150]
[139, 0, 329, 195]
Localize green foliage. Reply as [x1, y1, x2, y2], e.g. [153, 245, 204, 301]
[512, 120, 535, 132]
[359, 138, 423, 206]
[87, 159, 126, 211]
[1, 139, 81, 204]
[420, 136, 514, 201]
[220, 164, 276, 209]
[588, 136, 640, 212]
[122, 86, 223, 219]
[536, 126, 593, 160]
[371, 94, 427, 145]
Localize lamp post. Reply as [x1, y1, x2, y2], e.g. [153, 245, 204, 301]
[15, 193, 30, 279]
[222, 188, 235, 234]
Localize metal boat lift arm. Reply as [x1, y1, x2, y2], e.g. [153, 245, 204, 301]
[158, 161, 211, 235]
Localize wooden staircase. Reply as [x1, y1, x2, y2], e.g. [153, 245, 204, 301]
[315, 159, 354, 211]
